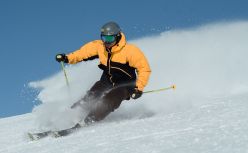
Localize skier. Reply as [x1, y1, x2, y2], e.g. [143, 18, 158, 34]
[55, 21, 151, 124]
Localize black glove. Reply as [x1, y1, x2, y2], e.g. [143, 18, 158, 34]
[55, 53, 68, 63]
[131, 88, 143, 99]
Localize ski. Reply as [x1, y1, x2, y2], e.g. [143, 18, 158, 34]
[52, 123, 83, 138]
[28, 123, 85, 141]
[28, 130, 51, 141]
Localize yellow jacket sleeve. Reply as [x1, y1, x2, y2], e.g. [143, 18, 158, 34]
[128, 45, 151, 91]
[67, 41, 99, 64]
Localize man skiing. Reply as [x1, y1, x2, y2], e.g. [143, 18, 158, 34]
[55, 21, 151, 124]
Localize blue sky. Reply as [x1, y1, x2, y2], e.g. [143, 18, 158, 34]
[0, 0, 247, 118]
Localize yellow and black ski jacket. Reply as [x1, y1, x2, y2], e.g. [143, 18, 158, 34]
[67, 33, 151, 91]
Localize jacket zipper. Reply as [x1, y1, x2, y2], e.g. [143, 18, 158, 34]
[107, 48, 115, 86]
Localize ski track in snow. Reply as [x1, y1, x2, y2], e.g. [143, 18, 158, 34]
[1, 21, 248, 153]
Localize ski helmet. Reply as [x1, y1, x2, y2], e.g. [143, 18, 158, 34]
[101, 21, 121, 47]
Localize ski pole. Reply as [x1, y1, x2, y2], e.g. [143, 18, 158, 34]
[143, 85, 176, 94]
[60, 61, 70, 87]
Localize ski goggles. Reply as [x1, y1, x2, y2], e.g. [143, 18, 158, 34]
[101, 35, 116, 43]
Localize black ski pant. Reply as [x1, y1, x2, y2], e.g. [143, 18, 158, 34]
[80, 80, 134, 123]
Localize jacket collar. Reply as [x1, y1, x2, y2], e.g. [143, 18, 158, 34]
[110, 32, 126, 53]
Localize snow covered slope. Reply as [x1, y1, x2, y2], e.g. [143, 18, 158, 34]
[1, 94, 248, 153]
[1, 21, 248, 153]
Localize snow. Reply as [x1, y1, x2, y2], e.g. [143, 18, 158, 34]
[1, 21, 248, 153]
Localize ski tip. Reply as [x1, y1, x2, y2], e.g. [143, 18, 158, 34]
[27, 132, 42, 141]
[27, 133, 35, 141]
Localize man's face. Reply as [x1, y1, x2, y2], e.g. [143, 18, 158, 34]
[101, 35, 116, 48]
